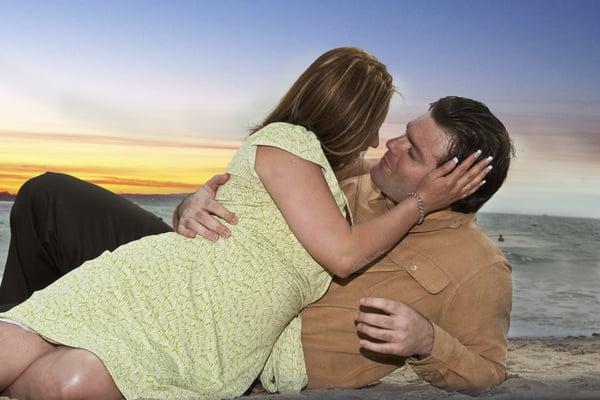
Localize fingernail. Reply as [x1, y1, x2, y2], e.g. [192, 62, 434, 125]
[223, 231, 230, 238]
[232, 217, 238, 224]
[486, 156, 493, 163]
[480, 180, 487, 186]
[452, 157, 459, 164]
[474, 149, 482, 158]
[487, 165, 493, 171]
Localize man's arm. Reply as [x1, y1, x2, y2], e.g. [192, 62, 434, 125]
[356, 262, 512, 396]
[406, 262, 512, 395]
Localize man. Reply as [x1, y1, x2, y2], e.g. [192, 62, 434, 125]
[0, 96, 513, 396]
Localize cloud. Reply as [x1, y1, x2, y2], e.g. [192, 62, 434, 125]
[0, 130, 242, 150]
[0, 162, 137, 175]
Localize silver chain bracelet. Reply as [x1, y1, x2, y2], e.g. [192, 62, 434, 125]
[408, 192, 425, 225]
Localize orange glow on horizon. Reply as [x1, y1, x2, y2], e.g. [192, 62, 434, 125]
[0, 129, 386, 195]
[0, 130, 242, 195]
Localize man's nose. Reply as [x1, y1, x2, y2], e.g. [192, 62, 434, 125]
[386, 136, 402, 153]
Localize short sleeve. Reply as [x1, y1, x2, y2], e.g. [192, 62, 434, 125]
[247, 122, 333, 177]
[226, 121, 349, 213]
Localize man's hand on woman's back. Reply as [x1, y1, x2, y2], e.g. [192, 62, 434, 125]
[172, 173, 237, 241]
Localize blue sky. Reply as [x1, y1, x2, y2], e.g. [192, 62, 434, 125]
[0, 0, 599, 216]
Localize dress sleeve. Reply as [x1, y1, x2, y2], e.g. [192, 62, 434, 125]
[248, 122, 332, 177]
[247, 122, 349, 212]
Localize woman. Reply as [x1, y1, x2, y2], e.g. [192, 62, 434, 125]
[0, 48, 489, 400]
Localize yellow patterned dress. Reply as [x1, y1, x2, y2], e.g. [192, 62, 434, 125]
[0, 122, 349, 400]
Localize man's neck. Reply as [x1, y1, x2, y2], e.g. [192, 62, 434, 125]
[335, 158, 377, 182]
[381, 191, 452, 216]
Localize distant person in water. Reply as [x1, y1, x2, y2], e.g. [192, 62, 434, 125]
[498, 234, 505, 242]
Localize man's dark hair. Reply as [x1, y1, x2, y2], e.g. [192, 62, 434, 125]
[430, 96, 515, 214]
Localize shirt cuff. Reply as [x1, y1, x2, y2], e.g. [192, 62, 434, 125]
[406, 322, 460, 381]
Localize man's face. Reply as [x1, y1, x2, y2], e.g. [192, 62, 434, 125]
[370, 111, 451, 203]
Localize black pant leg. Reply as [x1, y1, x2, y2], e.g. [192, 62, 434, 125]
[0, 172, 173, 311]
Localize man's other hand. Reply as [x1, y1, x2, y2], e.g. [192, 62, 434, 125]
[173, 173, 238, 241]
[355, 296, 434, 358]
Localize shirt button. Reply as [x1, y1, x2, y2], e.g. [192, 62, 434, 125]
[410, 265, 418, 272]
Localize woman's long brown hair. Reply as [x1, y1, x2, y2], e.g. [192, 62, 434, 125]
[251, 47, 396, 171]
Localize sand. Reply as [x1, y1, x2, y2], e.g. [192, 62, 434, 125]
[255, 335, 600, 400]
[2, 335, 599, 399]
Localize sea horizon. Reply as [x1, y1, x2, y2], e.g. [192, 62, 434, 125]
[0, 196, 597, 222]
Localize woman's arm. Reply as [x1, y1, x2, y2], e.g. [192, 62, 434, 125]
[255, 146, 489, 279]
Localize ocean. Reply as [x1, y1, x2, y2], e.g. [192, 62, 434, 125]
[1, 199, 598, 338]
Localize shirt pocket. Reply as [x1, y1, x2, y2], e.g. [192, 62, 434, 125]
[363, 250, 450, 305]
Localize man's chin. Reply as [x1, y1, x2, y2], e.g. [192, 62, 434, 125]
[370, 163, 387, 193]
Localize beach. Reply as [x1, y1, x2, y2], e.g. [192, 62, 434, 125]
[254, 335, 600, 399]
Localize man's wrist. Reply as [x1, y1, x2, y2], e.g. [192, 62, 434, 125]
[416, 319, 435, 358]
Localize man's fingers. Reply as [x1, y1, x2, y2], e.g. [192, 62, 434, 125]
[177, 224, 197, 239]
[205, 173, 230, 191]
[355, 311, 395, 329]
[359, 339, 398, 355]
[356, 323, 395, 342]
[206, 201, 238, 225]
[359, 297, 405, 315]
[195, 212, 231, 238]
[184, 219, 219, 241]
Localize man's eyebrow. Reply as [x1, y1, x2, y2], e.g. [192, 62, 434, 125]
[406, 123, 425, 162]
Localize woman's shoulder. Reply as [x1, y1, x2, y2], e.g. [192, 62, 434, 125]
[250, 122, 321, 153]
[254, 122, 317, 141]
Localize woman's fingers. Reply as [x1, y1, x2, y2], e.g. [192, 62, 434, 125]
[455, 156, 493, 191]
[460, 163, 492, 199]
[427, 157, 459, 180]
[445, 150, 483, 181]
[462, 179, 487, 199]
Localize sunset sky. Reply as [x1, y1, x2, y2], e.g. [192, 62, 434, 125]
[0, 1, 599, 217]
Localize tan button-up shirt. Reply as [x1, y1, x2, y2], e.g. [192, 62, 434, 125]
[299, 173, 513, 395]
